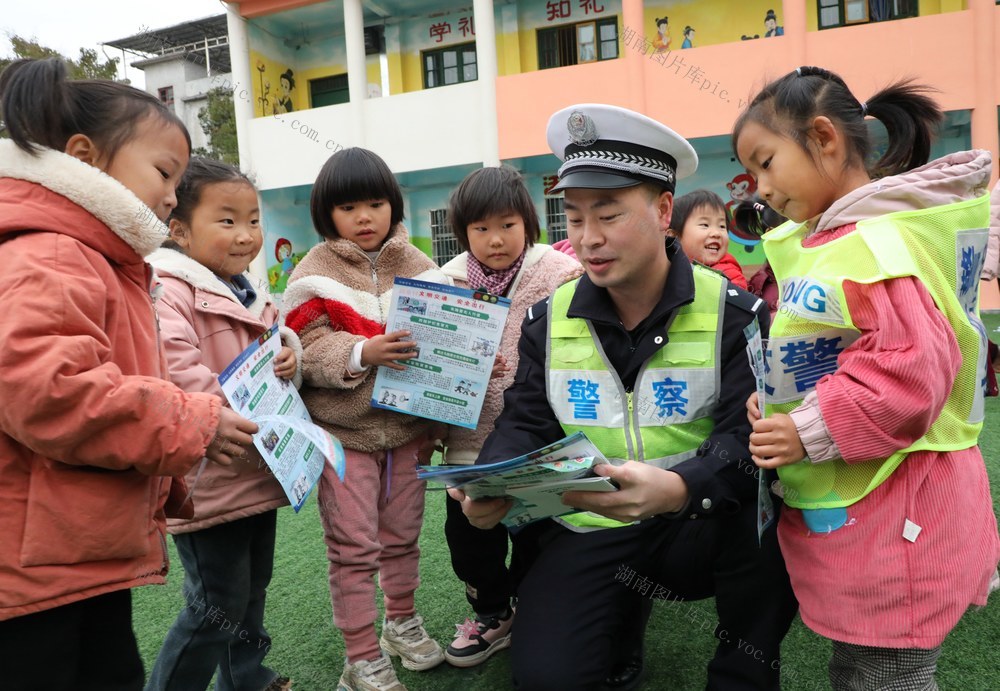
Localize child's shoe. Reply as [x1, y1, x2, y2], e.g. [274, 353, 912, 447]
[444, 606, 513, 668]
[337, 655, 405, 691]
[379, 614, 445, 671]
[263, 676, 293, 690]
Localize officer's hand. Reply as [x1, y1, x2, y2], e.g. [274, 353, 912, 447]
[562, 462, 688, 523]
[749, 414, 806, 468]
[746, 392, 762, 424]
[446, 487, 513, 530]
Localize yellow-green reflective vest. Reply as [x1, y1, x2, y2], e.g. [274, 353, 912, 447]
[763, 193, 990, 510]
[546, 266, 725, 530]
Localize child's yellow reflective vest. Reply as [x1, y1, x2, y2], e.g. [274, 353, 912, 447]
[762, 194, 990, 509]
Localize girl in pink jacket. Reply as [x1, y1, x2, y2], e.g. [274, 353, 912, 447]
[438, 165, 582, 668]
[0, 59, 257, 689]
[146, 158, 300, 691]
[735, 66, 999, 689]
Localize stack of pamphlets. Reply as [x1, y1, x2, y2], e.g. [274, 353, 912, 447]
[418, 431, 619, 527]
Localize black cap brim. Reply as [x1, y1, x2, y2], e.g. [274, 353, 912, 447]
[550, 170, 645, 192]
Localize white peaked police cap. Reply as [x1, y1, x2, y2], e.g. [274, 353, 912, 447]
[546, 103, 698, 192]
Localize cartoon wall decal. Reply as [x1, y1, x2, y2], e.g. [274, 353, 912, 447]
[725, 173, 761, 251]
[653, 16, 671, 52]
[764, 8, 784, 37]
[268, 237, 304, 293]
[681, 26, 695, 49]
[275, 69, 295, 114]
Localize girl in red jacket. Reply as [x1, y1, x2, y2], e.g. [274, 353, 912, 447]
[668, 189, 749, 288]
[145, 158, 300, 691]
[0, 59, 257, 689]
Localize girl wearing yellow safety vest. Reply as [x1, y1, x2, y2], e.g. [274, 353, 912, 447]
[734, 66, 1000, 690]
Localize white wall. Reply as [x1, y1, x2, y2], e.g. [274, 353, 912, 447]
[245, 81, 485, 190]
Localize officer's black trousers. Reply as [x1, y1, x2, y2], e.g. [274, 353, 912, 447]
[509, 501, 798, 690]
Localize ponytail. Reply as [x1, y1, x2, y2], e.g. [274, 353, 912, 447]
[0, 57, 190, 160]
[732, 66, 943, 178]
[863, 81, 942, 177]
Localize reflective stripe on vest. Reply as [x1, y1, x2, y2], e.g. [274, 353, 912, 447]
[546, 266, 725, 530]
[763, 193, 989, 510]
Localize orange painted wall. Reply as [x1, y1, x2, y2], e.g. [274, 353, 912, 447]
[497, 11, 989, 158]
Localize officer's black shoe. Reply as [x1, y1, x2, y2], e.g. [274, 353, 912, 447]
[603, 653, 644, 691]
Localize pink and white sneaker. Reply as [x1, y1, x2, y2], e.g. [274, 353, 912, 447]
[443, 607, 513, 668]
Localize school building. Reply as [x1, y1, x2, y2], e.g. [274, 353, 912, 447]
[220, 0, 1000, 305]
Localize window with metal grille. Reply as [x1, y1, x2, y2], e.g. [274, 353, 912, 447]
[538, 17, 618, 70]
[158, 86, 175, 109]
[423, 42, 478, 89]
[545, 196, 567, 244]
[430, 209, 459, 266]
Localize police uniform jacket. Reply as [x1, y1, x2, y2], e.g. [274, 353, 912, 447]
[477, 238, 768, 519]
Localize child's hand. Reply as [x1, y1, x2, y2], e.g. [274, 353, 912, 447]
[749, 414, 806, 469]
[361, 330, 418, 370]
[746, 392, 762, 424]
[490, 354, 509, 379]
[273, 346, 297, 380]
[207, 408, 259, 466]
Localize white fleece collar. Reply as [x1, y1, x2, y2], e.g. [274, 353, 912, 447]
[149, 247, 271, 317]
[0, 139, 168, 257]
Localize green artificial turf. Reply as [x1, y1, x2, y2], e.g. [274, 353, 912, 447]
[133, 314, 1000, 690]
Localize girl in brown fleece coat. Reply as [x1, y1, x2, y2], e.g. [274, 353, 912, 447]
[283, 148, 449, 691]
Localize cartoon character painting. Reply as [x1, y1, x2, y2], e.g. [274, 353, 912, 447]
[681, 26, 695, 49]
[725, 173, 761, 251]
[653, 17, 671, 52]
[274, 69, 295, 114]
[764, 9, 784, 37]
[268, 238, 299, 293]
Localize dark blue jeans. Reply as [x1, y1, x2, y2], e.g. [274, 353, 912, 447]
[145, 510, 280, 691]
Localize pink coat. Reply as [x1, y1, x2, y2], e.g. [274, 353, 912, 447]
[0, 141, 221, 621]
[779, 150, 1000, 647]
[150, 248, 303, 534]
[440, 245, 583, 462]
[981, 180, 1000, 280]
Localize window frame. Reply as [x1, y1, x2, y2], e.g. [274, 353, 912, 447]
[422, 41, 478, 89]
[537, 16, 618, 70]
[843, 0, 869, 24]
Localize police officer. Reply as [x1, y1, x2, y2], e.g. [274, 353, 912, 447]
[450, 104, 797, 690]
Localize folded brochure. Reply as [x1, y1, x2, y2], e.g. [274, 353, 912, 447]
[418, 431, 619, 527]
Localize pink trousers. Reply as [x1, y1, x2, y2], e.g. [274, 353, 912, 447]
[317, 436, 428, 661]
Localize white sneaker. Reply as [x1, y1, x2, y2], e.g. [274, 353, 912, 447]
[379, 614, 445, 671]
[337, 655, 405, 691]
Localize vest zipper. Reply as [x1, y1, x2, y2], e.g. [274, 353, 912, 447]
[625, 391, 641, 463]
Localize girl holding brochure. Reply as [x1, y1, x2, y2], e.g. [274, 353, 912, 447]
[0, 59, 258, 689]
[438, 165, 582, 667]
[146, 157, 300, 691]
[736, 66, 1000, 688]
[283, 147, 451, 691]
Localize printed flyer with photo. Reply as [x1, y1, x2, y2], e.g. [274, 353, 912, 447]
[418, 431, 618, 527]
[371, 278, 511, 429]
[219, 324, 345, 512]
